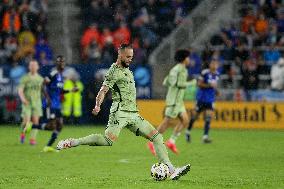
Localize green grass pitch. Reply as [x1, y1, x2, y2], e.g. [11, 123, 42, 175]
[0, 126, 283, 189]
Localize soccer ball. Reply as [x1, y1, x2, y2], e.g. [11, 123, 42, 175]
[150, 163, 170, 181]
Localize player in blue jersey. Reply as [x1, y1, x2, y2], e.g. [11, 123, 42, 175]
[24, 55, 78, 152]
[185, 59, 220, 143]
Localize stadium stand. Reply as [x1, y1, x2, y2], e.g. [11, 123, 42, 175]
[0, 0, 51, 66]
[78, 0, 199, 64]
[200, 0, 284, 99]
[0, 0, 284, 124]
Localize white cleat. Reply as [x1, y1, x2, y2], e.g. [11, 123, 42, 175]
[170, 164, 191, 180]
[56, 138, 78, 150]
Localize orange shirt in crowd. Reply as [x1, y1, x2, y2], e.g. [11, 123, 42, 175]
[112, 26, 131, 48]
[255, 19, 268, 34]
[80, 27, 100, 48]
[241, 14, 256, 33]
[2, 11, 21, 33]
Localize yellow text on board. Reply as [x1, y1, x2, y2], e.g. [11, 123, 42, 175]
[137, 100, 284, 129]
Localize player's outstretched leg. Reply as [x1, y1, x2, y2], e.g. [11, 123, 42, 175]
[147, 117, 171, 156]
[137, 117, 191, 180]
[151, 131, 191, 180]
[57, 133, 112, 150]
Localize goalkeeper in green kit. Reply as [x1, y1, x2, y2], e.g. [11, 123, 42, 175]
[57, 44, 190, 180]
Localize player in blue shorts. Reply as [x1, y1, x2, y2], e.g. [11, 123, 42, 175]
[24, 55, 78, 152]
[185, 59, 220, 143]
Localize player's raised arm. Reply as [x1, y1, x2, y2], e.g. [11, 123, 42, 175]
[92, 85, 109, 116]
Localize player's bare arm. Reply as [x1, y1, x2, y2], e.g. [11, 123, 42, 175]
[18, 87, 29, 105]
[92, 85, 109, 116]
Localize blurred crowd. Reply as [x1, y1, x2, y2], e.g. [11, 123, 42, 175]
[78, 0, 198, 64]
[0, 0, 52, 70]
[198, 0, 284, 91]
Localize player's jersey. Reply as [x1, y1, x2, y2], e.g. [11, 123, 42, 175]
[196, 69, 219, 103]
[45, 69, 64, 109]
[19, 73, 44, 106]
[103, 63, 138, 113]
[163, 64, 189, 106]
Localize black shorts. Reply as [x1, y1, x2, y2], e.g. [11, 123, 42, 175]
[195, 101, 214, 113]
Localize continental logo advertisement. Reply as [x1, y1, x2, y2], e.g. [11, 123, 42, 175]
[137, 100, 284, 129]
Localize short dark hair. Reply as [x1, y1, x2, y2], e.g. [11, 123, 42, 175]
[56, 55, 65, 61]
[174, 49, 190, 63]
[118, 43, 132, 51]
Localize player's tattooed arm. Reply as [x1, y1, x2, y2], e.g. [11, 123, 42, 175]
[92, 85, 109, 115]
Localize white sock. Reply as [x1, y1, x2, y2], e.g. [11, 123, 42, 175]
[167, 163, 175, 174]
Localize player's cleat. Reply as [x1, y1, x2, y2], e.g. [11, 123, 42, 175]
[147, 142, 156, 156]
[20, 133, 25, 144]
[29, 139, 36, 145]
[56, 138, 78, 150]
[23, 121, 32, 134]
[202, 135, 212, 143]
[43, 146, 58, 152]
[185, 132, 191, 143]
[170, 164, 191, 180]
[165, 140, 179, 154]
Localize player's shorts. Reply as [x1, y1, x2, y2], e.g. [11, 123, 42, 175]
[164, 104, 186, 119]
[104, 110, 159, 144]
[195, 101, 214, 113]
[21, 103, 43, 118]
[50, 108, 62, 119]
